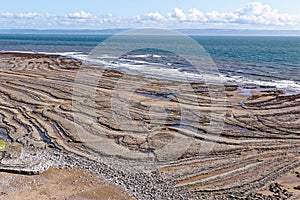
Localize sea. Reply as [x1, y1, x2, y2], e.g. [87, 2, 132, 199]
[0, 32, 299, 94]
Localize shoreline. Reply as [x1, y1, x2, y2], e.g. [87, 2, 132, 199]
[0, 52, 300, 199]
[1, 50, 299, 95]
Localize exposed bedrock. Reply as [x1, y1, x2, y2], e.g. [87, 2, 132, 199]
[0, 53, 299, 199]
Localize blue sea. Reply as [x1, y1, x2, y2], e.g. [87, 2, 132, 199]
[0, 33, 299, 93]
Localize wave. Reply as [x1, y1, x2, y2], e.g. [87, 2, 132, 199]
[221, 75, 300, 94]
[126, 54, 162, 58]
[1, 50, 299, 94]
[0, 50, 87, 57]
[76, 53, 300, 94]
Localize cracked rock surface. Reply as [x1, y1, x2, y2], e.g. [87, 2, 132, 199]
[0, 53, 300, 199]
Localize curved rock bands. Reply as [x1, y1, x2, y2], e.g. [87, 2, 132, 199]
[0, 53, 299, 199]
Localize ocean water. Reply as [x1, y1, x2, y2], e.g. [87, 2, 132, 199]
[0, 33, 299, 93]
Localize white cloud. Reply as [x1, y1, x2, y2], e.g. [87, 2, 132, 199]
[17, 12, 41, 19]
[0, 12, 41, 19]
[0, 2, 299, 29]
[168, 8, 187, 21]
[235, 2, 287, 25]
[144, 12, 165, 21]
[45, 13, 57, 19]
[143, 2, 300, 27]
[205, 10, 238, 23]
[236, 2, 300, 26]
[187, 8, 207, 22]
[65, 11, 95, 19]
[0, 12, 14, 18]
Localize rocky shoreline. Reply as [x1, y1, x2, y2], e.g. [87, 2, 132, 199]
[0, 52, 300, 199]
[1, 147, 198, 199]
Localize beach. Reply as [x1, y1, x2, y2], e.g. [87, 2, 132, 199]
[0, 167, 135, 200]
[0, 52, 299, 199]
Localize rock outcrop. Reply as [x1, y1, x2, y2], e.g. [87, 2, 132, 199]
[0, 53, 299, 199]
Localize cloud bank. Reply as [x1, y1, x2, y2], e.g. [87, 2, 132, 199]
[0, 2, 299, 29]
[144, 2, 300, 27]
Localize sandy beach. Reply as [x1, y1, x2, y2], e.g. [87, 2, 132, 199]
[0, 52, 300, 199]
[0, 167, 135, 200]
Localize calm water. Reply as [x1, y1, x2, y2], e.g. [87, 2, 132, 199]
[0, 34, 299, 92]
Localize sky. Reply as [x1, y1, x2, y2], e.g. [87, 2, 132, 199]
[0, 0, 299, 29]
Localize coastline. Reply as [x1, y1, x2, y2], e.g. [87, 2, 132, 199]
[0, 52, 300, 199]
[1, 50, 299, 95]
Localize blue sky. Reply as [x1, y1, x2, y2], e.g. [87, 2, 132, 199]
[0, 0, 299, 29]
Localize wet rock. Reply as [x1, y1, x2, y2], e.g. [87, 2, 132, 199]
[293, 185, 300, 190]
[0, 146, 51, 175]
[268, 183, 292, 199]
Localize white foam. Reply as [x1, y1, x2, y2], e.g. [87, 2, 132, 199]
[220, 74, 300, 94]
[80, 55, 300, 94]
[127, 54, 150, 58]
[126, 54, 162, 58]
[0, 50, 87, 58]
[2, 51, 299, 94]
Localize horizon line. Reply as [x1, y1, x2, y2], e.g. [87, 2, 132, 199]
[0, 28, 300, 36]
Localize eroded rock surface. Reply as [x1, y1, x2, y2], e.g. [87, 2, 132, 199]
[0, 53, 300, 199]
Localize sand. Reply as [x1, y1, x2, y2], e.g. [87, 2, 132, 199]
[0, 167, 134, 200]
